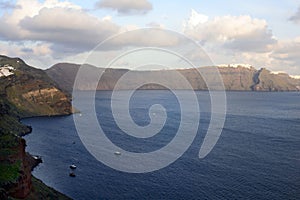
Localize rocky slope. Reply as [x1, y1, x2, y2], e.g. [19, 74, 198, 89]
[0, 55, 72, 199]
[46, 63, 300, 92]
[0, 56, 72, 117]
[253, 68, 300, 91]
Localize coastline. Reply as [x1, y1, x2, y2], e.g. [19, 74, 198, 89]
[0, 106, 73, 199]
[21, 114, 73, 200]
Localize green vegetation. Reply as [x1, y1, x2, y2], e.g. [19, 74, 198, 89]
[0, 161, 21, 184]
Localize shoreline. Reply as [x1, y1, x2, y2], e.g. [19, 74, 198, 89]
[20, 114, 73, 199]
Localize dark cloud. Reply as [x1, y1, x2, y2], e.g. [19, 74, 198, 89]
[223, 30, 277, 53]
[18, 7, 120, 52]
[95, 0, 152, 15]
[271, 39, 300, 64]
[289, 7, 300, 23]
[21, 47, 33, 53]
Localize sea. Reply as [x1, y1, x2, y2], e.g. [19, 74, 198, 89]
[23, 91, 300, 200]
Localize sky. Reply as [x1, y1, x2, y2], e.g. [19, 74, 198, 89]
[0, 0, 300, 75]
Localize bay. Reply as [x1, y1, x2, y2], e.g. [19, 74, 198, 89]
[23, 91, 300, 199]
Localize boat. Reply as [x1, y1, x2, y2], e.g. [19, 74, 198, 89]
[70, 164, 77, 169]
[114, 151, 121, 156]
[32, 155, 42, 163]
[69, 172, 76, 177]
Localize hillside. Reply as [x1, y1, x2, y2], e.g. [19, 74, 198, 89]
[0, 56, 72, 117]
[46, 63, 300, 92]
[0, 55, 72, 199]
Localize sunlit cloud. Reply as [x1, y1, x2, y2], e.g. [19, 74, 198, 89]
[183, 10, 276, 53]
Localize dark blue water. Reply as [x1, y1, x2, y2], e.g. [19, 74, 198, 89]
[23, 91, 300, 199]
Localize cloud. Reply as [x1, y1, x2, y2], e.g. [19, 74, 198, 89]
[0, 41, 51, 57]
[0, 0, 174, 55]
[271, 37, 300, 65]
[146, 22, 164, 29]
[0, 0, 123, 53]
[209, 37, 300, 76]
[115, 28, 183, 47]
[185, 9, 208, 27]
[0, 0, 82, 40]
[289, 7, 300, 23]
[19, 43, 52, 57]
[0, 40, 87, 69]
[181, 10, 300, 75]
[20, 47, 33, 53]
[96, 0, 152, 15]
[0, 0, 21, 9]
[19, 7, 120, 52]
[183, 10, 276, 53]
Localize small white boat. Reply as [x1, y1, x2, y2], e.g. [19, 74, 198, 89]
[32, 155, 42, 163]
[114, 151, 121, 156]
[70, 164, 77, 169]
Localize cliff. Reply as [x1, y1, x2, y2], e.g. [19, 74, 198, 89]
[0, 55, 72, 199]
[253, 68, 300, 91]
[0, 55, 73, 117]
[46, 63, 300, 92]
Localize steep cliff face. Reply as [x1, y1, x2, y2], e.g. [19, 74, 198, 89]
[218, 66, 257, 90]
[0, 138, 33, 198]
[0, 55, 73, 117]
[0, 55, 72, 199]
[0, 101, 33, 199]
[253, 68, 300, 91]
[47, 63, 300, 92]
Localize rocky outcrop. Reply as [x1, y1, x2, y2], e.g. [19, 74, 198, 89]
[1, 138, 33, 198]
[0, 55, 73, 117]
[252, 68, 300, 91]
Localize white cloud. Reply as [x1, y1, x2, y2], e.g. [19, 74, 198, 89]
[183, 10, 276, 53]
[96, 0, 152, 15]
[185, 9, 208, 28]
[181, 10, 300, 75]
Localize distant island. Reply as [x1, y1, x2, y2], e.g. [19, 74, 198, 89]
[47, 63, 300, 92]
